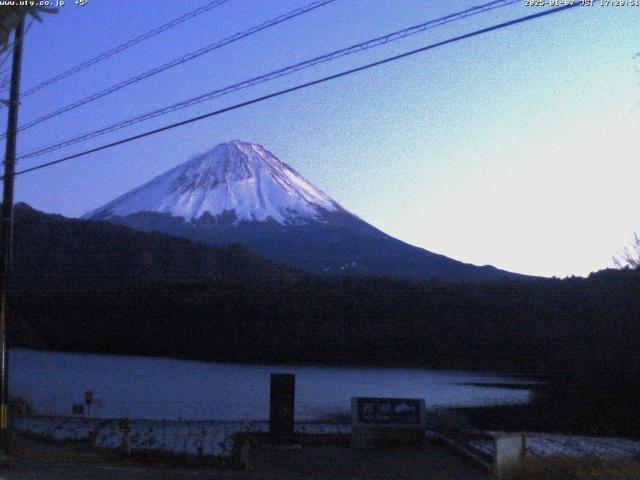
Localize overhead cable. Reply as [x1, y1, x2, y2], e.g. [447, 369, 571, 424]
[17, 0, 519, 161]
[8, 3, 580, 179]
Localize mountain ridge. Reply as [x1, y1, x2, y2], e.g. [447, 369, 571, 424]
[11, 202, 298, 291]
[85, 140, 531, 282]
[85, 140, 342, 225]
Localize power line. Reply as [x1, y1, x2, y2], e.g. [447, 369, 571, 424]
[0, 0, 233, 99]
[0, 50, 13, 78]
[0, 75, 10, 92]
[0, 0, 336, 139]
[0, 46, 13, 80]
[8, 3, 580, 179]
[17, 0, 520, 162]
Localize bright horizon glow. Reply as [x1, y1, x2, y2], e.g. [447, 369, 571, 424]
[4, 0, 639, 278]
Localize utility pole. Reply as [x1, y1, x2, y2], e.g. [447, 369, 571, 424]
[0, 17, 24, 462]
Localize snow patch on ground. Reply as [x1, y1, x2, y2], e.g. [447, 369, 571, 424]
[14, 416, 640, 461]
[13, 416, 350, 458]
[468, 432, 640, 460]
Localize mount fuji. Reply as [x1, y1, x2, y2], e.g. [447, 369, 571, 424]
[85, 140, 523, 282]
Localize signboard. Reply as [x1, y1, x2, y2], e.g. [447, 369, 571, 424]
[356, 397, 422, 425]
[351, 397, 426, 448]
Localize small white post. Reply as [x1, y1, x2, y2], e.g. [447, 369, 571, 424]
[493, 433, 525, 479]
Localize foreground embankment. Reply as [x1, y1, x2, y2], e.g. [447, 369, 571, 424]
[12, 416, 640, 462]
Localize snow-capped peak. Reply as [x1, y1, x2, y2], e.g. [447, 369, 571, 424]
[84, 140, 341, 225]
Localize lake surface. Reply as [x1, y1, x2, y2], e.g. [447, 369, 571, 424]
[11, 348, 533, 421]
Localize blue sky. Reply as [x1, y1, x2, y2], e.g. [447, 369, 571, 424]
[3, 0, 639, 277]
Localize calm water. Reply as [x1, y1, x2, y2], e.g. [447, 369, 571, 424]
[11, 348, 532, 421]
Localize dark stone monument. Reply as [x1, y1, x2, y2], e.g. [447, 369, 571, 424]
[269, 373, 295, 435]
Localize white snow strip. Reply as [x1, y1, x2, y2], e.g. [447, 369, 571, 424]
[13, 416, 349, 458]
[14, 416, 640, 461]
[468, 432, 640, 460]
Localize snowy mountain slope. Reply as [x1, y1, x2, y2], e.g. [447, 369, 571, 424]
[85, 140, 526, 282]
[85, 140, 340, 225]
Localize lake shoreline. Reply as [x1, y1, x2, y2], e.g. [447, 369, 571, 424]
[10, 348, 533, 421]
[10, 345, 545, 379]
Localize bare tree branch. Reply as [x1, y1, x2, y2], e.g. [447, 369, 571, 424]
[613, 233, 640, 269]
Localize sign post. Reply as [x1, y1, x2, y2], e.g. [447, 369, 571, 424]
[84, 390, 94, 417]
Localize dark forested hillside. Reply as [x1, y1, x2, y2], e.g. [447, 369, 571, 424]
[10, 203, 298, 290]
[8, 205, 640, 376]
[11, 270, 640, 373]
[6, 204, 640, 436]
